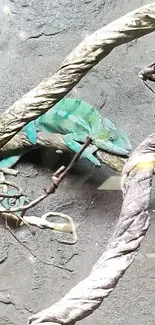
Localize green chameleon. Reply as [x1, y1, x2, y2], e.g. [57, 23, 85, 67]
[0, 98, 132, 168]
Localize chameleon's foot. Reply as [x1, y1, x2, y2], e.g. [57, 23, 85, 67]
[82, 144, 101, 166]
[64, 135, 101, 166]
[83, 153, 101, 166]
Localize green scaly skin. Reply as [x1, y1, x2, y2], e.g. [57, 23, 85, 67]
[0, 98, 132, 168]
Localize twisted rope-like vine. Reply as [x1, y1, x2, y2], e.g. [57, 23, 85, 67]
[27, 134, 155, 325]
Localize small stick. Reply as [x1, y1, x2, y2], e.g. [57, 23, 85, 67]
[46, 136, 92, 194]
[4, 216, 73, 272]
[138, 62, 155, 94]
[0, 179, 23, 195]
[0, 137, 92, 213]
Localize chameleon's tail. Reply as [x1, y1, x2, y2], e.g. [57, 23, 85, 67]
[0, 154, 23, 168]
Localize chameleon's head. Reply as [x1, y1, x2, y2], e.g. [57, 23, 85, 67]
[94, 118, 132, 157]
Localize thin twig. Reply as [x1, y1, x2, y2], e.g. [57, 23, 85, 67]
[4, 216, 73, 272]
[0, 171, 35, 233]
[46, 136, 92, 194]
[3, 211, 34, 234]
[143, 81, 155, 94]
[0, 180, 23, 195]
[138, 62, 155, 93]
[0, 137, 92, 213]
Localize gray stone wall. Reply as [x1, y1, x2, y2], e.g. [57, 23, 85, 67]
[0, 1, 155, 324]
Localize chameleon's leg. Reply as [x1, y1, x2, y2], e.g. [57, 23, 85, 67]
[64, 133, 101, 166]
[23, 121, 37, 145]
[0, 155, 23, 169]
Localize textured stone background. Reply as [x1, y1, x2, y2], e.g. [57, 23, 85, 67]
[0, 0, 155, 324]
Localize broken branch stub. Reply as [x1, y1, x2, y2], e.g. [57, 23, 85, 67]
[0, 3, 155, 147]
[139, 61, 155, 94]
[27, 134, 155, 325]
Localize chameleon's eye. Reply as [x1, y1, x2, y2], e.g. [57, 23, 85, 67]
[109, 135, 114, 141]
[109, 131, 118, 142]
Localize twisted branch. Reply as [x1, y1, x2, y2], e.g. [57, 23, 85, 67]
[139, 62, 155, 93]
[0, 3, 154, 148]
[27, 134, 155, 325]
[0, 132, 127, 172]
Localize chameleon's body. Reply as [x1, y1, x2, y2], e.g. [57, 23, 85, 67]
[0, 98, 132, 168]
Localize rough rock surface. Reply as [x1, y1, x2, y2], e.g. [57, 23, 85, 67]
[0, 0, 155, 324]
